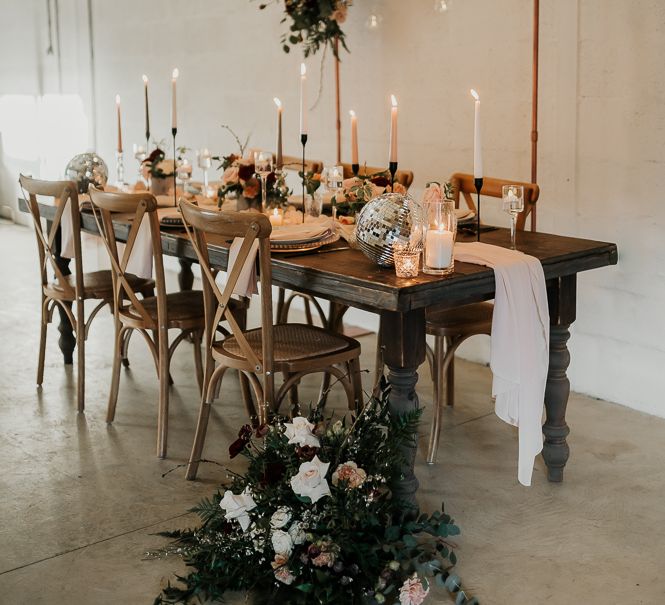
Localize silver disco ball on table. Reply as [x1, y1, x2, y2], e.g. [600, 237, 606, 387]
[64, 152, 108, 194]
[355, 192, 423, 267]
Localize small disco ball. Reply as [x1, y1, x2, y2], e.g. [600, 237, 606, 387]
[64, 152, 108, 194]
[355, 192, 423, 267]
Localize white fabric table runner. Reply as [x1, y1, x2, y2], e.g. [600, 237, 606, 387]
[454, 241, 550, 486]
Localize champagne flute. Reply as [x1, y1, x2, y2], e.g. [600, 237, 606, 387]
[197, 148, 212, 197]
[254, 150, 273, 213]
[502, 184, 524, 250]
[133, 143, 147, 184]
[176, 156, 192, 195]
[326, 165, 344, 222]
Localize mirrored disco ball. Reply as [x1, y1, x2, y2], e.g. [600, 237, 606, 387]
[64, 152, 108, 194]
[355, 192, 424, 267]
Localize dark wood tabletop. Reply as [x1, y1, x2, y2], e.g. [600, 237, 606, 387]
[19, 197, 618, 503]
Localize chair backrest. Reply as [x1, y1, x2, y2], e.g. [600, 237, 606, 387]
[450, 172, 540, 232]
[340, 162, 414, 189]
[19, 174, 83, 298]
[279, 154, 324, 174]
[178, 200, 275, 405]
[88, 187, 164, 330]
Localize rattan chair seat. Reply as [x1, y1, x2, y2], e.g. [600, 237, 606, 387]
[122, 290, 205, 327]
[217, 323, 356, 365]
[44, 269, 153, 301]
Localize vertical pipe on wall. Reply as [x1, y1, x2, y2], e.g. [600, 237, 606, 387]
[530, 0, 539, 232]
[87, 0, 98, 150]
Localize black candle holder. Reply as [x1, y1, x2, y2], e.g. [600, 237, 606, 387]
[389, 161, 397, 189]
[351, 163, 359, 177]
[301, 133, 308, 223]
[474, 177, 483, 242]
[172, 127, 177, 208]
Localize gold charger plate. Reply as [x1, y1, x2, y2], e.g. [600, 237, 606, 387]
[270, 232, 340, 253]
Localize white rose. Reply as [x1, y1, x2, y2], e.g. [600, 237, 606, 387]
[290, 455, 331, 504]
[288, 521, 306, 545]
[271, 529, 294, 556]
[284, 416, 320, 448]
[220, 487, 256, 532]
[270, 507, 292, 530]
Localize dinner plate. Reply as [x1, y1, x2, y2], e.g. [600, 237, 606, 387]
[271, 232, 340, 252]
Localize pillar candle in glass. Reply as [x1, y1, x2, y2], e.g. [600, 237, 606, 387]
[423, 199, 457, 275]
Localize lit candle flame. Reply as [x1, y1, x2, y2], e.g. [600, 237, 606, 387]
[470, 89, 479, 101]
[300, 63, 307, 76]
[273, 208, 279, 217]
[142, 74, 148, 84]
[349, 109, 356, 117]
[274, 97, 282, 108]
[172, 68, 179, 79]
[115, 94, 120, 105]
[390, 94, 398, 107]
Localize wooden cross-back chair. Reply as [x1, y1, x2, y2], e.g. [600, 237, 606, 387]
[18, 174, 153, 412]
[424, 173, 540, 465]
[341, 162, 414, 190]
[451, 172, 540, 231]
[88, 187, 206, 458]
[179, 200, 364, 480]
[279, 155, 324, 174]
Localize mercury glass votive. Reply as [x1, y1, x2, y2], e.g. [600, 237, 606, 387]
[393, 244, 420, 278]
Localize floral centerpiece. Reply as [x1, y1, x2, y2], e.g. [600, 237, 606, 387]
[142, 148, 175, 195]
[332, 171, 408, 222]
[421, 181, 455, 204]
[217, 153, 290, 210]
[215, 126, 290, 210]
[152, 387, 478, 605]
[258, 0, 352, 58]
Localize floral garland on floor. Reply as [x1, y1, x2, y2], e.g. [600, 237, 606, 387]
[257, 0, 352, 57]
[152, 386, 479, 605]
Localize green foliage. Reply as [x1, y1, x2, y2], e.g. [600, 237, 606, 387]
[257, 0, 351, 59]
[152, 388, 477, 604]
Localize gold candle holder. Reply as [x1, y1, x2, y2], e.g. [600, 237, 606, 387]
[393, 243, 420, 278]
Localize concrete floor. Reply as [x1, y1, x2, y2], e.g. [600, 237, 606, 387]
[1, 220, 663, 605]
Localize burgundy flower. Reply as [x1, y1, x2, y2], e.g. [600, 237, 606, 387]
[228, 424, 253, 459]
[296, 445, 319, 461]
[238, 163, 255, 181]
[143, 148, 165, 165]
[370, 175, 390, 188]
[255, 424, 270, 438]
[266, 171, 277, 188]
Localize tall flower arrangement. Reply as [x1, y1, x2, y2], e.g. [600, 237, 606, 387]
[257, 0, 352, 58]
[152, 387, 478, 605]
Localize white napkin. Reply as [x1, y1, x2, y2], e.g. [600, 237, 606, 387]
[455, 208, 475, 221]
[119, 215, 153, 279]
[227, 238, 259, 298]
[454, 242, 550, 486]
[270, 216, 332, 242]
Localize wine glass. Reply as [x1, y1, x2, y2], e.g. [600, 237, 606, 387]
[502, 184, 524, 250]
[197, 148, 212, 197]
[133, 143, 147, 184]
[176, 156, 193, 194]
[254, 150, 273, 213]
[325, 165, 344, 222]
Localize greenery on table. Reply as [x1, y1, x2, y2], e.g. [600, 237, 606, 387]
[151, 385, 478, 604]
[332, 171, 408, 217]
[256, 0, 352, 58]
[143, 148, 175, 179]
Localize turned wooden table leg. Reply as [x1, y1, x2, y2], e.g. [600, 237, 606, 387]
[381, 308, 426, 508]
[542, 275, 576, 482]
[178, 258, 194, 291]
[50, 220, 76, 364]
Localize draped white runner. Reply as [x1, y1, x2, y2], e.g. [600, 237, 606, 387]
[454, 242, 550, 486]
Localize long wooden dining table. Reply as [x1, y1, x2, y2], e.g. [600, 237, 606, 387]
[20, 198, 618, 505]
